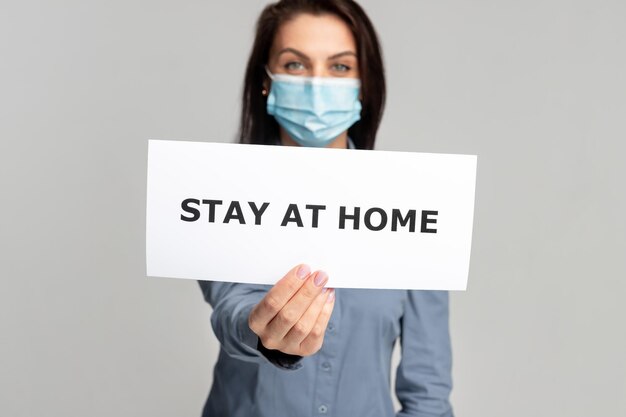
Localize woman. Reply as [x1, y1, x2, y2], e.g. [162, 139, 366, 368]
[198, 1, 454, 416]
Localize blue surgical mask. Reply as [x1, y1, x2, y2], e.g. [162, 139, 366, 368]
[265, 67, 362, 147]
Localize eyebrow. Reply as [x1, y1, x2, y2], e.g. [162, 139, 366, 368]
[276, 47, 357, 61]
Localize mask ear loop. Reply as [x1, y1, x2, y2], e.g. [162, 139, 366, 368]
[262, 66, 274, 96]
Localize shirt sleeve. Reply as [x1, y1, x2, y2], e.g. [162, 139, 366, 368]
[197, 280, 303, 371]
[395, 290, 454, 417]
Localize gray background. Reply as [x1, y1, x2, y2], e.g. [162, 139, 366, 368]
[1, 1, 624, 416]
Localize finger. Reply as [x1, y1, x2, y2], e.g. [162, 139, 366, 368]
[249, 264, 310, 330]
[265, 270, 329, 341]
[300, 288, 336, 355]
[282, 286, 332, 347]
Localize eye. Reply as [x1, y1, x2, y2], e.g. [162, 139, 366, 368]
[331, 63, 351, 73]
[284, 61, 305, 72]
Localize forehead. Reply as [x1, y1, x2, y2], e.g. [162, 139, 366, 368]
[271, 13, 357, 57]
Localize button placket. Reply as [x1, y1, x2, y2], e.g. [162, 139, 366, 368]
[313, 290, 340, 416]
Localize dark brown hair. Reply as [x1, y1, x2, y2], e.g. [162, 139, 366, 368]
[238, 0, 386, 150]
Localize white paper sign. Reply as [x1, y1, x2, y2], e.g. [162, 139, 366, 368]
[146, 140, 477, 290]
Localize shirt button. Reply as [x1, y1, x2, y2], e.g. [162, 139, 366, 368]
[328, 323, 335, 331]
[318, 404, 328, 414]
[321, 361, 331, 371]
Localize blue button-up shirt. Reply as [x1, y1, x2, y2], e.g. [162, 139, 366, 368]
[198, 282, 454, 417]
[197, 138, 454, 416]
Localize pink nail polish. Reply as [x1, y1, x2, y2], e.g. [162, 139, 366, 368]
[297, 264, 310, 280]
[314, 271, 328, 287]
[326, 289, 335, 303]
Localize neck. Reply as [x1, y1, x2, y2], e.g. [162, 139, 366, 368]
[279, 129, 348, 149]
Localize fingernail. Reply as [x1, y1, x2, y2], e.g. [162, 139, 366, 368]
[326, 289, 335, 303]
[314, 271, 328, 287]
[297, 264, 310, 280]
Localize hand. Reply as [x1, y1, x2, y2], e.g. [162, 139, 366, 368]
[248, 264, 336, 356]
